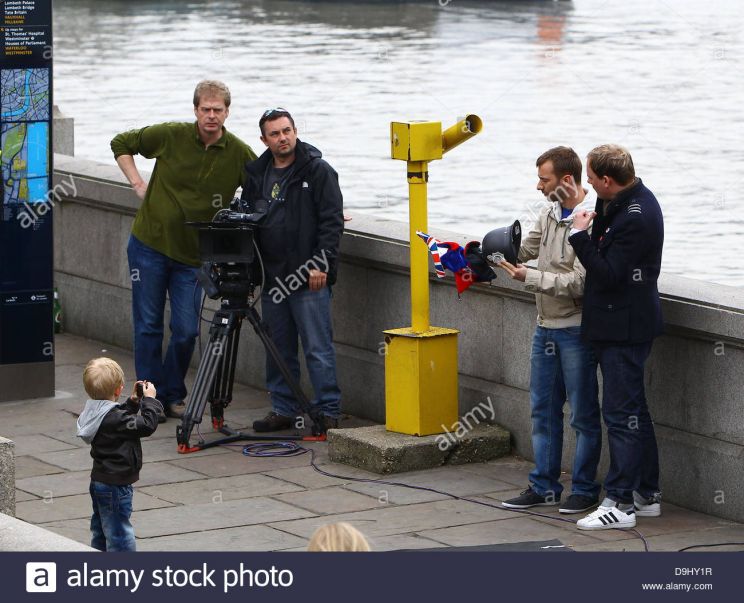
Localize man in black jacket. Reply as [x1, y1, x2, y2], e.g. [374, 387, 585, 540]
[568, 144, 664, 530]
[77, 357, 163, 551]
[241, 108, 344, 433]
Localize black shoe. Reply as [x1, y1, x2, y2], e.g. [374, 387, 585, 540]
[156, 406, 167, 423]
[559, 494, 599, 514]
[253, 411, 293, 433]
[323, 416, 339, 432]
[502, 487, 559, 509]
[165, 401, 186, 418]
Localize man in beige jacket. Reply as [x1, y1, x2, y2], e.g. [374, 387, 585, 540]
[500, 146, 602, 514]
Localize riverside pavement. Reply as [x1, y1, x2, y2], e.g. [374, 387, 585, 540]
[2, 333, 743, 552]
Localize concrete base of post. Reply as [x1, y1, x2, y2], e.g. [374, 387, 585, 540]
[328, 423, 511, 474]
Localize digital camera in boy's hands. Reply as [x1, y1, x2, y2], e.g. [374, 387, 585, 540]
[135, 382, 144, 398]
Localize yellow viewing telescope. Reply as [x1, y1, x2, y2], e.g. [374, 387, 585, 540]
[385, 114, 482, 436]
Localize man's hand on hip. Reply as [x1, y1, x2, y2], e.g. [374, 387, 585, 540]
[133, 180, 148, 200]
[308, 269, 327, 291]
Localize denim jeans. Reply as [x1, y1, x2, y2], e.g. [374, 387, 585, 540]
[127, 235, 201, 405]
[594, 341, 659, 504]
[89, 481, 135, 552]
[261, 287, 341, 419]
[528, 326, 601, 500]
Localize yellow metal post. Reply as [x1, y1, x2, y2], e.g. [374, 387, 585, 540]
[386, 116, 482, 436]
[408, 160, 430, 332]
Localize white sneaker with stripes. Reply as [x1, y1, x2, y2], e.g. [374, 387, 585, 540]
[577, 504, 636, 530]
[633, 491, 662, 517]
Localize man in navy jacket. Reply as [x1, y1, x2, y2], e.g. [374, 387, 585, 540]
[241, 108, 344, 433]
[568, 144, 664, 530]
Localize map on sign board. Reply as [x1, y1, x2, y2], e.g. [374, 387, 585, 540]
[1, 68, 50, 205]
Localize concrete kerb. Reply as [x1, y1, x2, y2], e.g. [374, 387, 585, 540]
[0, 512, 95, 551]
[328, 423, 511, 474]
[0, 436, 15, 516]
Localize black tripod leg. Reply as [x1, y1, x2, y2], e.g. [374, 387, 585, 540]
[177, 314, 230, 451]
[211, 318, 242, 430]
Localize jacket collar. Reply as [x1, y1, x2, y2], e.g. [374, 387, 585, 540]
[599, 178, 643, 219]
[549, 188, 597, 224]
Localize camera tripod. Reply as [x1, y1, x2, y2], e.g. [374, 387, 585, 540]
[176, 296, 331, 453]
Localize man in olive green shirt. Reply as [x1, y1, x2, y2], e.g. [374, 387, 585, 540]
[111, 80, 256, 419]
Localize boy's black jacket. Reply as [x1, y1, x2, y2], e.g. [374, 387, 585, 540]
[90, 397, 162, 485]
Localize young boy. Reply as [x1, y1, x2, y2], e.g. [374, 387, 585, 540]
[76, 357, 162, 551]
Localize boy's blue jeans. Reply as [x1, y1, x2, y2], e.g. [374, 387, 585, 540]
[90, 481, 136, 552]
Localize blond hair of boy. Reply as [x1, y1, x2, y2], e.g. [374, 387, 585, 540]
[307, 522, 371, 552]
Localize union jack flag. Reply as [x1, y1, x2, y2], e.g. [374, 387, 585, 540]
[416, 231, 447, 278]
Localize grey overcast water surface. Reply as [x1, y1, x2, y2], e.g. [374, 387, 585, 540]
[53, 0, 744, 285]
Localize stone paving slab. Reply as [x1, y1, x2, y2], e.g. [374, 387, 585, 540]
[131, 497, 316, 538]
[418, 516, 603, 549]
[52, 371, 89, 394]
[15, 461, 207, 498]
[457, 457, 540, 487]
[16, 469, 93, 498]
[269, 498, 513, 539]
[0, 404, 82, 438]
[133, 462, 208, 487]
[272, 486, 384, 515]
[11, 434, 78, 456]
[262, 463, 381, 489]
[40, 518, 93, 545]
[137, 524, 309, 552]
[17, 491, 174, 523]
[342, 481, 449, 506]
[139, 473, 305, 505]
[15, 455, 66, 479]
[15, 489, 40, 502]
[54, 335, 126, 366]
[167, 450, 316, 478]
[336, 466, 516, 506]
[571, 524, 744, 552]
[140, 436, 232, 462]
[379, 465, 517, 496]
[32, 447, 99, 472]
[40, 430, 91, 448]
[132, 422, 183, 441]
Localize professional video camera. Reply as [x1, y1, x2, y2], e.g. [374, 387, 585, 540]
[192, 200, 265, 302]
[176, 202, 330, 454]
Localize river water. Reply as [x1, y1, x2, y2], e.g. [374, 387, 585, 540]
[51, 0, 744, 286]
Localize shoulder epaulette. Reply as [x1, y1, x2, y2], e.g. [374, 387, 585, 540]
[627, 201, 642, 215]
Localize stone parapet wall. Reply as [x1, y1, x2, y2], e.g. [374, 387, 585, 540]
[49, 153, 744, 522]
